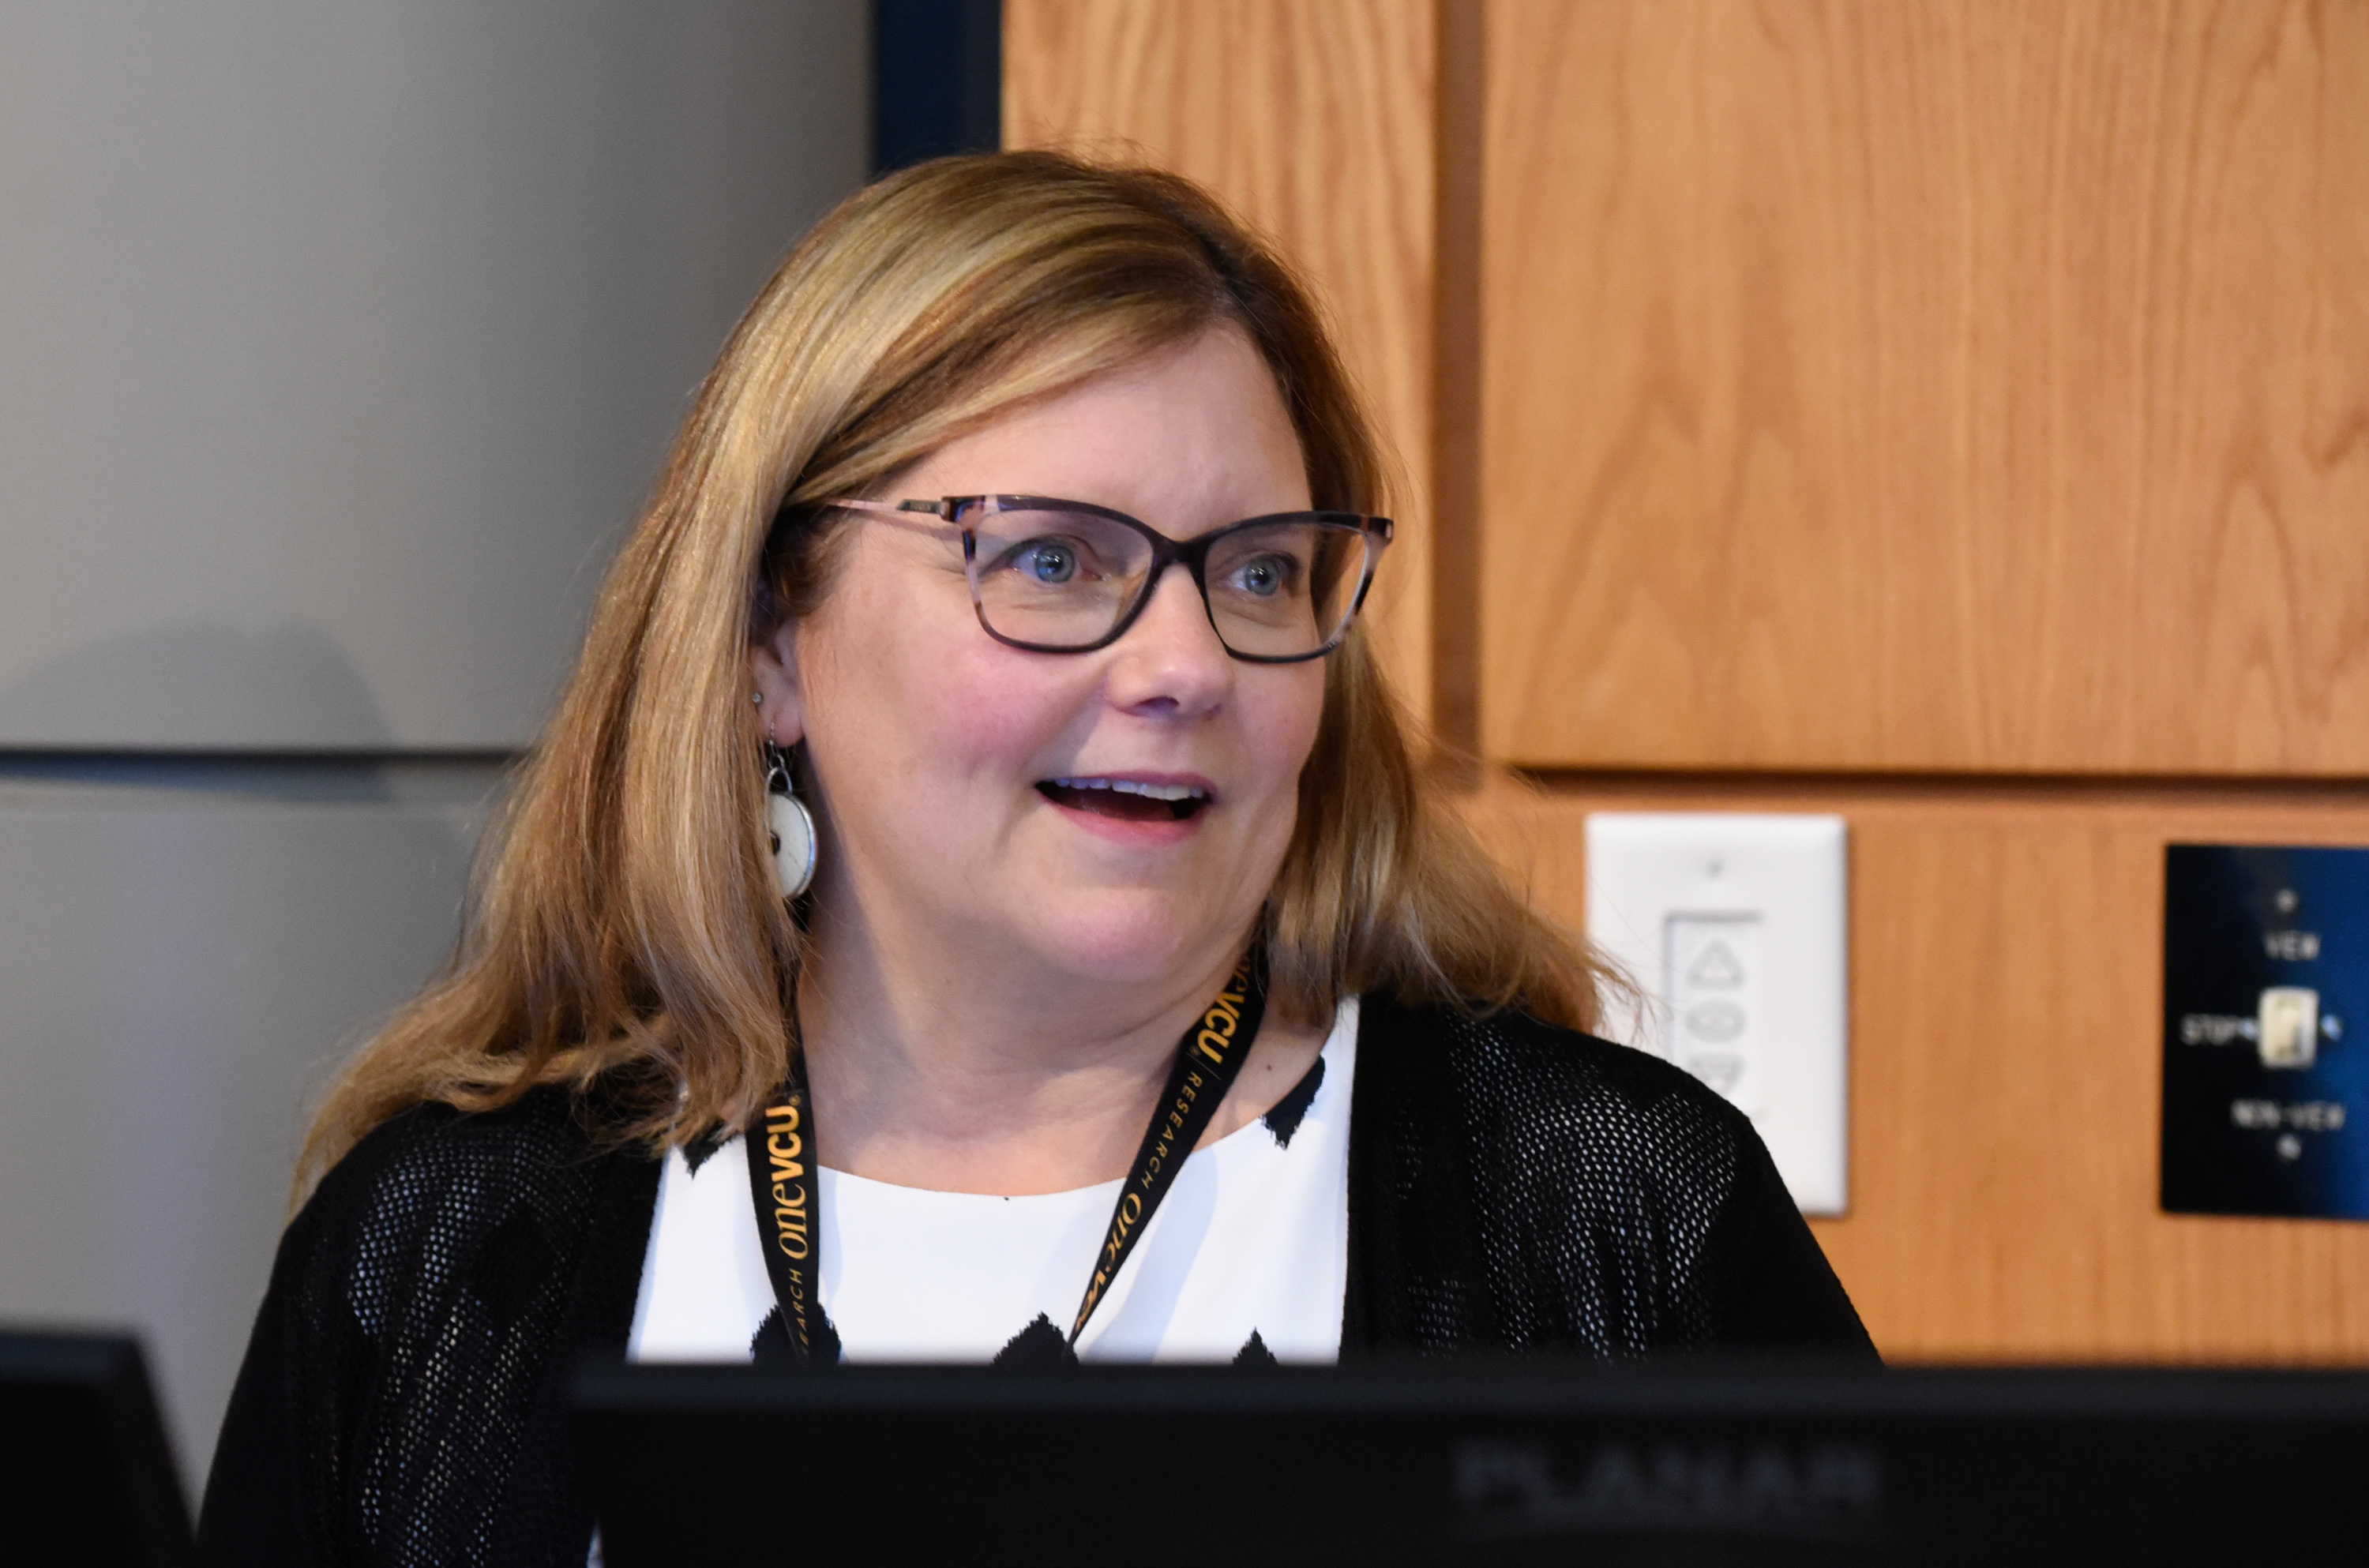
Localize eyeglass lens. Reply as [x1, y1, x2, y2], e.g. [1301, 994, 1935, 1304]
[964, 505, 1373, 658]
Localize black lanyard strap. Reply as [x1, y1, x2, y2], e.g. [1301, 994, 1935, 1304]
[744, 949, 1267, 1362]
[748, 1071, 820, 1354]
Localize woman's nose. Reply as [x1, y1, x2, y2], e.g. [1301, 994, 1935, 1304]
[1103, 564, 1233, 715]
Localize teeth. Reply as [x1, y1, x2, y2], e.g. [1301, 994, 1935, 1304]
[1050, 776, 1210, 802]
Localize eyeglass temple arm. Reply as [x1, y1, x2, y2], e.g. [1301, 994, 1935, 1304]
[818, 495, 952, 518]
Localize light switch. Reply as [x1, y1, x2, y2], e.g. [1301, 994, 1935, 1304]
[2164, 844, 2367, 1217]
[1666, 913, 1764, 1112]
[1586, 813, 1849, 1215]
[2258, 986, 2319, 1070]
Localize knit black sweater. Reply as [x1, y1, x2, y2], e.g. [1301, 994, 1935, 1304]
[197, 993, 1875, 1566]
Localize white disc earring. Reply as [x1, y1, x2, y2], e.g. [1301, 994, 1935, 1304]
[764, 742, 817, 899]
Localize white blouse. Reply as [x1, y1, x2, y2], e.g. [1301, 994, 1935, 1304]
[624, 996, 1359, 1366]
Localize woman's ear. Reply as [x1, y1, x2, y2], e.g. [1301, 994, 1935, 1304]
[748, 618, 805, 747]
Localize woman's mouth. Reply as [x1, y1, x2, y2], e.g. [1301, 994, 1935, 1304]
[1037, 776, 1213, 823]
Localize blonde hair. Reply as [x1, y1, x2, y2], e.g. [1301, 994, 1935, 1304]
[302, 152, 1611, 1187]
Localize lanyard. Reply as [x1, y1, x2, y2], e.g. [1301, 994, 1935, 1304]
[743, 950, 1267, 1361]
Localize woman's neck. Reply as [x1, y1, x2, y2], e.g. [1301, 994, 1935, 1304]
[791, 921, 1325, 1195]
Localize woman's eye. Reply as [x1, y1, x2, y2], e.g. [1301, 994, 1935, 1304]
[1229, 554, 1297, 597]
[1016, 540, 1079, 583]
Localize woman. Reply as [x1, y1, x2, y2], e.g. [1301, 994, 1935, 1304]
[198, 152, 1872, 1566]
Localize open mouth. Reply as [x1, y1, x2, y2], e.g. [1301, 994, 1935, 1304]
[1037, 776, 1213, 823]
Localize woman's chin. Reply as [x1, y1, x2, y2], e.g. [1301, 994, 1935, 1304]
[1016, 897, 1248, 988]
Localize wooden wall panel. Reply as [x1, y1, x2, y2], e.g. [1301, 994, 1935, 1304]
[1467, 778, 2369, 1360]
[1004, 1, 1442, 717]
[1010, 0, 2369, 1363]
[1479, 1, 2369, 773]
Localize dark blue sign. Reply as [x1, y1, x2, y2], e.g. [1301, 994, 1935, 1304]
[2163, 845, 2369, 1218]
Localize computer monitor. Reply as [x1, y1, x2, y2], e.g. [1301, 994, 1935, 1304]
[0, 1330, 193, 1568]
[576, 1359, 2369, 1565]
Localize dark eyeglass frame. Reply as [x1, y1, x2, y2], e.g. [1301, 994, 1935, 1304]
[827, 494, 1395, 663]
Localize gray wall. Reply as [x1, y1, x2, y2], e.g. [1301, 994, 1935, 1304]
[0, 0, 868, 748]
[0, 759, 497, 1480]
[0, 0, 869, 1487]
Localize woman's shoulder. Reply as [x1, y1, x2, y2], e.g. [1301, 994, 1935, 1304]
[308, 1086, 603, 1221]
[1354, 989, 1759, 1173]
[1347, 990, 1874, 1357]
[208, 1089, 661, 1562]
[287, 1086, 626, 1316]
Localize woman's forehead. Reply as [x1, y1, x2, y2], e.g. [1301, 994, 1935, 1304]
[899, 328, 1310, 530]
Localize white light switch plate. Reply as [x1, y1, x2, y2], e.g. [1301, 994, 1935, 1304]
[1585, 813, 1849, 1215]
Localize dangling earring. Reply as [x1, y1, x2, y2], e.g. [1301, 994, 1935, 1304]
[764, 739, 817, 899]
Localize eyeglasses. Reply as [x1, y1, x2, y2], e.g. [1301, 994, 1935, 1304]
[828, 495, 1393, 663]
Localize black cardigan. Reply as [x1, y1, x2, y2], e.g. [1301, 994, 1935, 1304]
[197, 993, 1874, 1566]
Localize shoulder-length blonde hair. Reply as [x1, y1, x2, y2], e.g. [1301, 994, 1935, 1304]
[302, 152, 1610, 1186]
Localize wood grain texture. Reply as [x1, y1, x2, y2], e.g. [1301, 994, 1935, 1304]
[1004, 0, 1440, 716]
[1464, 775, 2369, 1360]
[1479, 0, 2369, 772]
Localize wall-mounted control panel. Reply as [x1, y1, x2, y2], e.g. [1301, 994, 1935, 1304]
[2163, 845, 2369, 1219]
[1586, 814, 1849, 1215]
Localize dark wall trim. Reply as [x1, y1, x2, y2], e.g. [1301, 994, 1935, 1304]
[873, 0, 1002, 175]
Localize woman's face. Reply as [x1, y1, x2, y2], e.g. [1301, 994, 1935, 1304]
[754, 326, 1327, 994]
